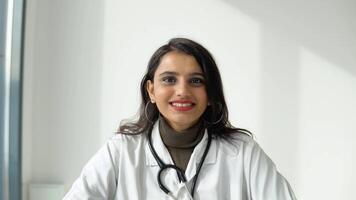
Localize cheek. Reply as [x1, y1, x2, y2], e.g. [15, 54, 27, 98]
[154, 86, 172, 102]
[196, 89, 208, 102]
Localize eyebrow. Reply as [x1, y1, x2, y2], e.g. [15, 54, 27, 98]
[158, 71, 205, 77]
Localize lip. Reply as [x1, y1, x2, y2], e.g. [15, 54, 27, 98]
[169, 100, 195, 111]
[170, 100, 195, 104]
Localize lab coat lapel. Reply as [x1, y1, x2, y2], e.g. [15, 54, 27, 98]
[145, 122, 174, 166]
[184, 129, 218, 182]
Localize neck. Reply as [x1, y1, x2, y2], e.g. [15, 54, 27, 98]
[158, 115, 204, 147]
[165, 119, 201, 133]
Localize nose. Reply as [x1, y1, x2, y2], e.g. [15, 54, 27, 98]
[175, 80, 190, 97]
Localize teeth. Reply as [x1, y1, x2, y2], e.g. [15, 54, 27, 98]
[172, 103, 193, 107]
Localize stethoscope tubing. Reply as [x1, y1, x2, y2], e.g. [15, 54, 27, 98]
[147, 125, 212, 199]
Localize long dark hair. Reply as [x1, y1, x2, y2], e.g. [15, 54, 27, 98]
[118, 38, 251, 139]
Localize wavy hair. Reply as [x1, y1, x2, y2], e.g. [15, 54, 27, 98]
[118, 38, 251, 139]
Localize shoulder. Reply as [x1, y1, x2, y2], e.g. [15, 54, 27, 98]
[106, 133, 147, 155]
[224, 133, 276, 171]
[84, 133, 147, 174]
[108, 132, 146, 145]
[216, 132, 279, 175]
[217, 132, 257, 156]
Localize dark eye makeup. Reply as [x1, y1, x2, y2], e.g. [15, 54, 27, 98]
[190, 77, 205, 85]
[161, 76, 176, 84]
[159, 73, 205, 86]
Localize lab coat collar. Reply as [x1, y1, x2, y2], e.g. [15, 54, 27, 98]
[145, 122, 217, 180]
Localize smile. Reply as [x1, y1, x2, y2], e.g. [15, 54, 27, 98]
[172, 103, 193, 107]
[170, 101, 195, 111]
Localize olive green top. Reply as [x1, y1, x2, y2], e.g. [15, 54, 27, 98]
[159, 116, 205, 172]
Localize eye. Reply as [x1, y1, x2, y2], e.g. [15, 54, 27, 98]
[190, 77, 205, 86]
[161, 76, 176, 84]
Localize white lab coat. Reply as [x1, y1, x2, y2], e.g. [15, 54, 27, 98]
[64, 122, 297, 200]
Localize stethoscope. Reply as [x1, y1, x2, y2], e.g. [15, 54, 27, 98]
[147, 125, 212, 199]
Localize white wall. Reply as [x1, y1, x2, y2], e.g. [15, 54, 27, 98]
[23, 0, 356, 199]
[22, 0, 105, 199]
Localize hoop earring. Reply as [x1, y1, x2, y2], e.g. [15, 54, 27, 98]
[204, 102, 224, 126]
[145, 101, 155, 124]
[211, 112, 223, 125]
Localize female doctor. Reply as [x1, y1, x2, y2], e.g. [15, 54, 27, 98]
[64, 38, 297, 200]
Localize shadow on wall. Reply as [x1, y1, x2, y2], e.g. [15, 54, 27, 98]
[222, 0, 356, 76]
[221, 0, 356, 191]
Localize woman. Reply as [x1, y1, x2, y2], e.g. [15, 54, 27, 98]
[64, 38, 297, 200]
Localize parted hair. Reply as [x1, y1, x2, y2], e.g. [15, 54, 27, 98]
[117, 38, 251, 139]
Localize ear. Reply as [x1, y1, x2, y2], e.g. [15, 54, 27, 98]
[146, 80, 155, 103]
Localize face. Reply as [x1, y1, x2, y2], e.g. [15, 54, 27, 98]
[147, 51, 208, 132]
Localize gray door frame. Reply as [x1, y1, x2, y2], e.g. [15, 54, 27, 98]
[1, 0, 25, 199]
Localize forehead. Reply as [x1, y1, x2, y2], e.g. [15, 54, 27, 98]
[155, 51, 203, 75]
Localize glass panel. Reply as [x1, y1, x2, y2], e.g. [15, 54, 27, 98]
[1, 0, 25, 199]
